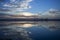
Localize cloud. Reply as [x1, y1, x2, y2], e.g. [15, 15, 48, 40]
[0, 0, 33, 14]
[38, 8, 60, 19]
[45, 8, 60, 15]
[15, 0, 32, 11]
[0, 8, 10, 11]
[10, 0, 16, 2]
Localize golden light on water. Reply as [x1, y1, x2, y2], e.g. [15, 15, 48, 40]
[21, 24, 33, 28]
[14, 23, 35, 28]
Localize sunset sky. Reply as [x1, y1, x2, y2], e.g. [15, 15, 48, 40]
[0, 0, 60, 16]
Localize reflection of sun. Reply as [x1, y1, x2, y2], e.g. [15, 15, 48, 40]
[21, 12, 33, 16]
[22, 24, 32, 28]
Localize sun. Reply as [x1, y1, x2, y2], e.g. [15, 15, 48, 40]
[21, 12, 33, 16]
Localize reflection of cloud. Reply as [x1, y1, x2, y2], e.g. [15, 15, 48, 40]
[0, 24, 32, 40]
[38, 21, 60, 31]
[0, 21, 39, 28]
[17, 23, 38, 28]
[0, 21, 60, 40]
[21, 24, 33, 28]
[1, 21, 60, 30]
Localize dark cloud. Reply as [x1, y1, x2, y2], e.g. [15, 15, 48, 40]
[0, 8, 10, 11]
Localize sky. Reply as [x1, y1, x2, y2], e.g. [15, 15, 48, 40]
[0, 0, 60, 14]
[29, 0, 60, 13]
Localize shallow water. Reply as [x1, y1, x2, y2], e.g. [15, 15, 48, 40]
[0, 21, 60, 40]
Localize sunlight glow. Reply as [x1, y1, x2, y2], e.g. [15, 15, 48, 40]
[22, 24, 33, 28]
[20, 12, 33, 16]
